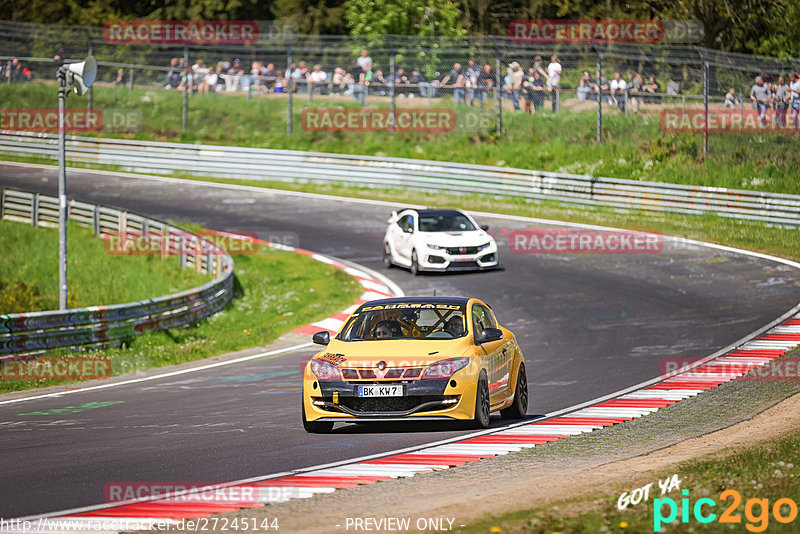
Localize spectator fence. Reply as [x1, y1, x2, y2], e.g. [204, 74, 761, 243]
[1, 21, 799, 155]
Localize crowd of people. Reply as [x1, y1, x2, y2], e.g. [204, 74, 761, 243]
[6, 49, 800, 124]
[157, 50, 680, 116]
[744, 74, 800, 127]
[1, 58, 33, 82]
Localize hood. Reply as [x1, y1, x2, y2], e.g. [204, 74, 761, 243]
[314, 338, 472, 369]
[420, 230, 492, 247]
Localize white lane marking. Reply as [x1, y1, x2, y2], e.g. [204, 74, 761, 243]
[770, 326, 800, 333]
[619, 390, 703, 400]
[310, 317, 345, 331]
[416, 444, 526, 454]
[570, 407, 660, 417]
[0, 343, 312, 407]
[496, 425, 602, 434]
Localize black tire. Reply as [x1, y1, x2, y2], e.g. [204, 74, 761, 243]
[501, 364, 528, 420]
[302, 398, 334, 434]
[410, 249, 420, 276]
[383, 242, 394, 268]
[472, 372, 491, 428]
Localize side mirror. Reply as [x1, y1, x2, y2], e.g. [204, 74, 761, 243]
[312, 331, 330, 345]
[480, 224, 489, 231]
[403, 226, 414, 233]
[476, 327, 502, 344]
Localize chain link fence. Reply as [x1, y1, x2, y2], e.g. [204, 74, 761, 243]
[1, 21, 799, 156]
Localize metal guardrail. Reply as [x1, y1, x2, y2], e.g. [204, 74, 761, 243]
[0, 187, 235, 356]
[1, 132, 799, 227]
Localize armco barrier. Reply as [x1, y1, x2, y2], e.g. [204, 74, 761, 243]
[0, 188, 234, 356]
[1, 132, 799, 226]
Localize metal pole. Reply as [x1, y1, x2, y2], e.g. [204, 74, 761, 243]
[389, 45, 396, 132]
[597, 51, 602, 142]
[182, 46, 189, 131]
[87, 37, 94, 111]
[128, 67, 134, 93]
[495, 50, 502, 136]
[287, 46, 293, 134]
[57, 68, 69, 310]
[703, 60, 709, 158]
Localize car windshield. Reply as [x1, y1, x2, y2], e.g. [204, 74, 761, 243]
[339, 303, 467, 341]
[418, 212, 476, 232]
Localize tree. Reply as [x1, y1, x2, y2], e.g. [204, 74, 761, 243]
[345, 0, 466, 37]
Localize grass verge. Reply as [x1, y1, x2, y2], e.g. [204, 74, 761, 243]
[1, 81, 799, 195]
[459, 347, 800, 534]
[0, 218, 209, 313]
[460, 430, 800, 534]
[0, 221, 363, 394]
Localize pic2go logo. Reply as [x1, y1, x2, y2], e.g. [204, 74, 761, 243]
[654, 489, 799, 532]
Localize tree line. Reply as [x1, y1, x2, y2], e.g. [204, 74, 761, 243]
[1, 0, 797, 58]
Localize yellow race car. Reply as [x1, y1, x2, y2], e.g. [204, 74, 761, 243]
[301, 297, 527, 433]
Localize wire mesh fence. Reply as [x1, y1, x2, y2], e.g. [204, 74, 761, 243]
[1, 20, 799, 156]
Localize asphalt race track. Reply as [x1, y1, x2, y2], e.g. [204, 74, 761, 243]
[1, 163, 799, 518]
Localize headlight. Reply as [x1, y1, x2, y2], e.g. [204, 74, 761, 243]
[422, 357, 470, 379]
[427, 243, 444, 250]
[477, 242, 492, 251]
[310, 359, 341, 380]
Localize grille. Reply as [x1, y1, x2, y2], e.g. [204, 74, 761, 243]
[339, 367, 423, 380]
[446, 246, 478, 255]
[339, 395, 447, 413]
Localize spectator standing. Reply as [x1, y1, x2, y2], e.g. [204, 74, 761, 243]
[206, 62, 224, 93]
[166, 58, 181, 89]
[262, 63, 277, 93]
[53, 45, 69, 66]
[476, 64, 494, 106]
[532, 56, 548, 79]
[5, 58, 23, 82]
[308, 64, 328, 95]
[193, 59, 210, 94]
[466, 59, 481, 106]
[441, 63, 466, 105]
[666, 79, 680, 96]
[331, 67, 345, 95]
[642, 75, 661, 103]
[509, 62, 523, 111]
[577, 70, 594, 101]
[609, 72, 627, 112]
[724, 87, 737, 108]
[409, 69, 426, 98]
[790, 73, 800, 129]
[350, 61, 365, 105]
[523, 69, 545, 114]
[357, 49, 372, 70]
[628, 73, 643, 112]
[373, 69, 388, 96]
[775, 76, 790, 127]
[750, 76, 771, 127]
[226, 58, 245, 92]
[394, 67, 410, 97]
[546, 55, 562, 111]
[112, 68, 125, 86]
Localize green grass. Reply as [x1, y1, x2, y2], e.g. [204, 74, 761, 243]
[2, 81, 800, 195]
[0, 219, 363, 394]
[0, 218, 209, 313]
[458, 347, 800, 534]
[459, 431, 800, 534]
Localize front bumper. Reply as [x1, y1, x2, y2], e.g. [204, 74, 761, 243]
[303, 375, 478, 422]
[418, 247, 499, 272]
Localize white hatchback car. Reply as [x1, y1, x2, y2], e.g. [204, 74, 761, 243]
[383, 208, 499, 274]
